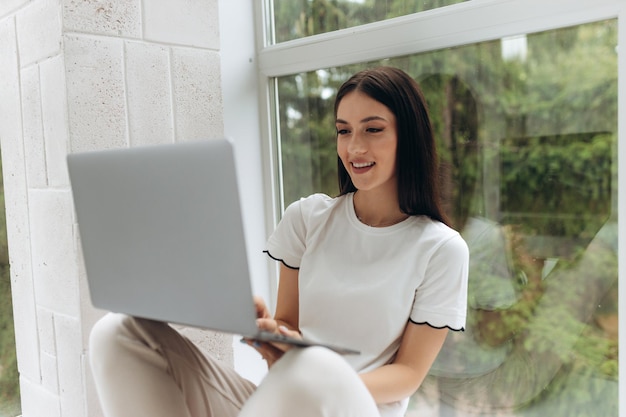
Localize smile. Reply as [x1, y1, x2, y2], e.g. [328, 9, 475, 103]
[352, 161, 375, 168]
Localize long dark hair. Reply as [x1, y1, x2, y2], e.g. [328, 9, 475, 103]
[335, 66, 449, 226]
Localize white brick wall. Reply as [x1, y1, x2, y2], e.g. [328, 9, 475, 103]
[0, 1, 232, 416]
[125, 42, 174, 146]
[65, 35, 128, 153]
[143, 1, 220, 49]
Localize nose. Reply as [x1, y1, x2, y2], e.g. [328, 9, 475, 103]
[347, 131, 367, 155]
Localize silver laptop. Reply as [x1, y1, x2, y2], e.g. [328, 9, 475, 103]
[67, 139, 359, 355]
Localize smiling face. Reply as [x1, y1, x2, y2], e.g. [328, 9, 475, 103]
[336, 91, 398, 195]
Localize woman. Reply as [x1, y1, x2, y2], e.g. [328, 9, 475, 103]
[89, 66, 469, 417]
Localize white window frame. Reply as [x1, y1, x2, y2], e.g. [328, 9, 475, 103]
[252, 0, 626, 408]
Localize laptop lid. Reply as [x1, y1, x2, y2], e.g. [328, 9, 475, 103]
[67, 139, 260, 336]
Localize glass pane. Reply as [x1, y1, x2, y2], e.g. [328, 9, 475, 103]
[271, 0, 467, 43]
[276, 20, 618, 417]
[0, 154, 20, 416]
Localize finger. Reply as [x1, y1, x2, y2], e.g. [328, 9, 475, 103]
[253, 296, 271, 319]
[250, 340, 284, 364]
[256, 318, 278, 332]
[264, 326, 299, 353]
[245, 328, 292, 355]
[278, 325, 302, 340]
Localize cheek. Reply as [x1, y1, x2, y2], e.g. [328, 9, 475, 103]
[382, 141, 398, 173]
[376, 137, 397, 157]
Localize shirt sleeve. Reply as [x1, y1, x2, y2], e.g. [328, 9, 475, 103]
[410, 233, 469, 331]
[264, 198, 307, 269]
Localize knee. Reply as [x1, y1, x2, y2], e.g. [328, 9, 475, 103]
[89, 313, 131, 370]
[283, 346, 350, 376]
[252, 347, 375, 416]
[275, 346, 358, 396]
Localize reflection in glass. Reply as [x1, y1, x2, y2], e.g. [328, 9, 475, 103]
[275, 20, 618, 417]
[271, 0, 467, 43]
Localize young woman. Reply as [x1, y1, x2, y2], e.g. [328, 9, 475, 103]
[89, 66, 469, 417]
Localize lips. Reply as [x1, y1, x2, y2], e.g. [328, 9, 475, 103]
[350, 161, 375, 174]
[351, 161, 375, 169]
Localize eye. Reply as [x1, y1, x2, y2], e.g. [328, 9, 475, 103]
[336, 128, 350, 135]
[366, 127, 383, 133]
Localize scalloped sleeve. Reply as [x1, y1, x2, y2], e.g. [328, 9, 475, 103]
[410, 233, 469, 331]
[263, 199, 307, 269]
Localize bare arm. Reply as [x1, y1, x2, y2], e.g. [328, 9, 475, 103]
[273, 263, 300, 331]
[360, 322, 448, 404]
[251, 264, 300, 366]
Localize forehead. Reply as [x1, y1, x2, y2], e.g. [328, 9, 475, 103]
[336, 91, 394, 122]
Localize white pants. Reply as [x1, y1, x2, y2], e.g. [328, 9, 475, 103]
[89, 313, 380, 417]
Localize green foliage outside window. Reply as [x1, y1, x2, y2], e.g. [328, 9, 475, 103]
[0, 154, 20, 416]
[274, 16, 618, 417]
[272, 0, 467, 43]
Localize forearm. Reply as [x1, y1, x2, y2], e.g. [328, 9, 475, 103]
[360, 324, 448, 404]
[273, 264, 300, 332]
[359, 363, 425, 404]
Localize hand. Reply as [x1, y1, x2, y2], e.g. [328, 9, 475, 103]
[243, 296, 302, 368]
[253, 295, 272, 320]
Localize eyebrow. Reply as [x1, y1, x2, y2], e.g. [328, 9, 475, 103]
[335, 116, 388, 124]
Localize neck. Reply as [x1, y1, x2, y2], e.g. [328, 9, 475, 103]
[353, 190, 408, 227]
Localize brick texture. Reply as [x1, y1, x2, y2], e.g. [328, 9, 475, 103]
[0, 1, 230, 416]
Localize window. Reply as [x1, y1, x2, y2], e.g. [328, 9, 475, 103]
[256, 1, 620, 415]
[0, 154, 20, 416]
[270, 0, 466, 43]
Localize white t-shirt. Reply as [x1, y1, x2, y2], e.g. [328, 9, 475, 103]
[265, 193, 469, 417]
